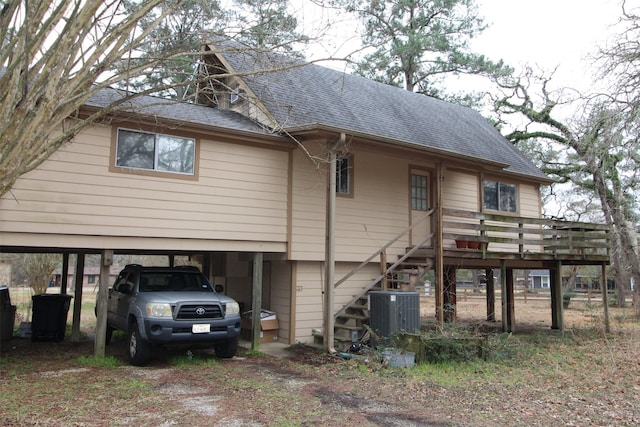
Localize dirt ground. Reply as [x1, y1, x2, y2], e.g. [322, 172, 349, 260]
[1, 288, 639, 426]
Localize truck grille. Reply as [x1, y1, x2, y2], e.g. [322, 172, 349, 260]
[176, 304, 223, 320]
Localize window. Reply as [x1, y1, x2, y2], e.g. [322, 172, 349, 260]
[336, 155, 352, 195]
[411, 174, 428, 211]
[540, 275, 550, 289]
[87, 275, 96, 284]
[116, 128, 195, 175]
[483, 180, 518, 213]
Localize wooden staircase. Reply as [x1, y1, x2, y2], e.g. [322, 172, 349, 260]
[313, 248, 435, 351]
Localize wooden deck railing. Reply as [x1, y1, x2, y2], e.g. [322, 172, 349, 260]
[442, 208, 610, 258]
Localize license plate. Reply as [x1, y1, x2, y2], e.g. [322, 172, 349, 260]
[192, 324, 210, 334]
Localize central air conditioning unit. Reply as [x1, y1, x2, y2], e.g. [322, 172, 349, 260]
[368, 291, 420, 347]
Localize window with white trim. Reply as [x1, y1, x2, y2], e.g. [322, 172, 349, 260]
[483, 180, 518, 213]
[116, 128, 195, 175]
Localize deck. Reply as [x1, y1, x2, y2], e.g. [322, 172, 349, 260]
[409, 208, 610, 269]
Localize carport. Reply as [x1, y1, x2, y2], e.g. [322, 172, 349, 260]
[0, 247, 276, 357]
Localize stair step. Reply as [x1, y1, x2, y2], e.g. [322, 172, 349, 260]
[337, 313, 368, 321]
[334, 323, 363, 331]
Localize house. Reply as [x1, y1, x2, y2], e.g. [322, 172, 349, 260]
[529, 269, 606, 290]
[529, 270, 551, 289]
[52, 265, 121, 291]
[0, 42, 609, 351]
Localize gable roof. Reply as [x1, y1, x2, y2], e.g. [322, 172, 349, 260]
[84, 86, 276, 138]
[212, 43, 549, 181]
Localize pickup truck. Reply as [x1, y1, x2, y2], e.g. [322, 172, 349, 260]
[104, 264, 241, 366]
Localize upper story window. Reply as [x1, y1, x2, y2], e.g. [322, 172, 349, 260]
[336, 155, 353, 196]
[483, 180, 518, 213]
[116, 128, 195, 175]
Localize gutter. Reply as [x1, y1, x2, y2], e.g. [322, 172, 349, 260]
[286, 123, 553, 184]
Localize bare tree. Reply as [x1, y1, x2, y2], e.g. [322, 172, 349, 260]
[19, 253, 61, 295]
[0, 1, 348, 199]
[0, 0, 185, 198]
[491, 68, 640, 313]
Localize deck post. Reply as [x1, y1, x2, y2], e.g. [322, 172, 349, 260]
[500, 260, 508, 332]
[485, 268, 495, 321]
[443, 265, 457, 322]
[601, 262, 610, 333]
[550, 261, 563, 330]
[505, 268, 515, 332]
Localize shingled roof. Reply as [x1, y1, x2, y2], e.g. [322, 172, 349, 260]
[213, 43, 548, 181]
[85, 86, 273, 137]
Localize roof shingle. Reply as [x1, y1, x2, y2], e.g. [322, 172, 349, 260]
[216, 45, 548, 180]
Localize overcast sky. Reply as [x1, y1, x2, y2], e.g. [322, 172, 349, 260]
[301, 0, 629, 91]
[473, 0, 624, 88]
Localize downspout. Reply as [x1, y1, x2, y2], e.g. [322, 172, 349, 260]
[324, 133, 345, 354]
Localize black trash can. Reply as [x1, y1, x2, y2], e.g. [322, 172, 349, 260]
[31, 294, 72, 342]
[0, 286, 16, 342]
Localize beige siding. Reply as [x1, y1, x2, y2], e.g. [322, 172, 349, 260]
[519, 183, 544, 252]
[289, 144, 327, 260]
[483, 182, 544, 253]
[519, 183, 541, 218]
[292, 260, 379, 344]
[270, 259, 292, 343]
[0, 124, 289, 250]
[290, 143, 424, 262]
[292, 261, 324, 342]
[442, 169, 479, 248]
[442, 169, 479, 210]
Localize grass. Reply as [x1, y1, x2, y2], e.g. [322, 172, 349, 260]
[1, 295, 638, 425]
[76, 355, 121, 367]
[169, 350, 219, 367]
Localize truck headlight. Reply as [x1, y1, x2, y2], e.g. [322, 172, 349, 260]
[225, 302, 240, 315]
[146, 303, 172, 318]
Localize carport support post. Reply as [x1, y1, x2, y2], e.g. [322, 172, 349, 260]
[94, 250, 112, 358]
[250, 252, 263, 351]
[70, 252, 85, 342]
[61, 253, 70, 294]
[70, 255, 84, 342]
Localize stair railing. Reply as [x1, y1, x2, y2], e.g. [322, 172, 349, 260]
[333, 209, 435, 318]
[333, 208, 434, 289]
[334, 231, 434, 318]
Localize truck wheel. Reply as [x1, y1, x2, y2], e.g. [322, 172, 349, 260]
[213, 337, 238, 358]
[127, 320, 151, 366]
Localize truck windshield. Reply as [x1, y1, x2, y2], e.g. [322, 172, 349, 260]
[139, 272, 213, 292]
